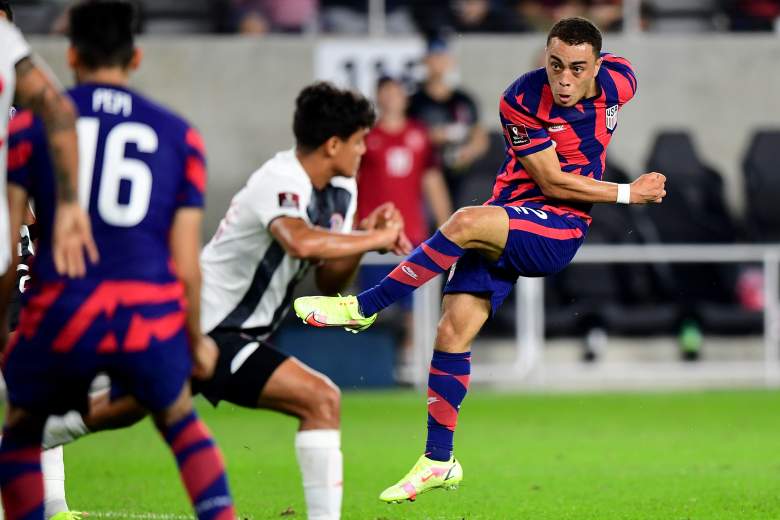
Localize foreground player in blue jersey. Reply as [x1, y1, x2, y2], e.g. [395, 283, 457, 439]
[0, 2, 236, 518]
[295, 18, 667, 502]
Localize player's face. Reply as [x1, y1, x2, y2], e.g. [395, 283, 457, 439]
[332, 128, 369, 177]
[377, 81, 407, 116]
[545, 38, 602, 107]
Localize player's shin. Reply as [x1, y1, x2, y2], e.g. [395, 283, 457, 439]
[357, 230, 464, 317]
[0, 426, 45, 520]
[425, 351, 471, 461]
[159, 411, 235, 520]
[42, 446, 68, 518]
[295, 430, 342, 520]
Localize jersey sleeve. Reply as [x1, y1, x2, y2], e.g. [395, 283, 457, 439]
[177, 127, 207, 208]
[6, 110, 38, 191]
[0, 20, 31, 67]
[247, 167, 311, 228]
[602, 54, 638, 106]
[499, 87, 553, 157]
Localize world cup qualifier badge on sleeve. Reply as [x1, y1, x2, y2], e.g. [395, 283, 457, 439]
[505, 123, 530, 146]
[278, 192, 300, 209]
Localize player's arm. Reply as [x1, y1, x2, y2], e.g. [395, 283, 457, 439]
[519, 146, 665, 204]
[169, 208, 217, 380]
[14, 57, 99, 276]
[269, 217, 400, 261]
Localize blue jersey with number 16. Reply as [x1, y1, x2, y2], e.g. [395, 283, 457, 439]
[7, 83, 206, 286]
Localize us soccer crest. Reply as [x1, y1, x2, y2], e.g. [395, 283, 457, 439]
[606, 104, 619, 131]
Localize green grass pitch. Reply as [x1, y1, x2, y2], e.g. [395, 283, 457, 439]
[60, 389, 780, 519]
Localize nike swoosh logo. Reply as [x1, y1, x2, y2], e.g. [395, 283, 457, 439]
[421, 474, 433, 482]
[305, 312, 328, 328]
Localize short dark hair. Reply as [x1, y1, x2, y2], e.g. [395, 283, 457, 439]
[0, 1, 13, 22]
[69, 0, 138, 70]
[376, 75, 401, 91]
[293, 82, 375, 152]
[547, 17, 602, 56]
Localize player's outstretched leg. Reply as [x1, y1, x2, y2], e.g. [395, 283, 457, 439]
[0, 408, 46, 520]
[380, 293, 489, 503]
[154, 387, 235, 520]
[294, 229, 462, 332]
[294, 206, 508, 332]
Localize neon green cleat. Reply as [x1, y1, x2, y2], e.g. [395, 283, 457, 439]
[293, 295, 377, 333]
[50, 512, 87, 520]
[379, 454, 463, 503]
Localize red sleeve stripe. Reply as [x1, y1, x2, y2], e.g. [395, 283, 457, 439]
[500, 97, 540, 128]
[185, 156, 207, 194]
[8, 110, 34, 135]
[7, 141, 32, 171]
[185, 127, 206, 157]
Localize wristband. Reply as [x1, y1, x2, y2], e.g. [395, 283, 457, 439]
[616, 183, 631, 205]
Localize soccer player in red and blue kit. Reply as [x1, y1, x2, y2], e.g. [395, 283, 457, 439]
[0, 2, 236, 518]
[295, 17, 668, 502]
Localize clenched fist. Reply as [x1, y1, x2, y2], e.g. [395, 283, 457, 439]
[630, 172, 666, 204]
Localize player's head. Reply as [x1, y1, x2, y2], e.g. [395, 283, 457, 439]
[293, 82, 375, 177]
[545, 17, 603, 107]
[0, 1, 14, 22]
[376, 76, 407, 118]
[67, 0, 141, 82]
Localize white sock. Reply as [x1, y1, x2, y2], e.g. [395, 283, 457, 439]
[43, 411, 89, 450]
[295, 429, 342, 520]
[42, 446, 69, 518]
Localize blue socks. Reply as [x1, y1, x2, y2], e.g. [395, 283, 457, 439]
[425, 350, 471, 461]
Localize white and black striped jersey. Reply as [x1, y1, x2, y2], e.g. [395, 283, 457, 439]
[200, 149, 357, 337]
[0, 20, 31, 273]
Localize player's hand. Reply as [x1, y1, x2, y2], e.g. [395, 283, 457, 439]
[630, 172, 666, 204]
[53, 202, 99, 278]
[392, 230, 413, 256]
[359, 202, 397, 231]
[191, 334, 219, 380]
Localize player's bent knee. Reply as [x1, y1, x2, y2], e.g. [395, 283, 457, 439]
[301, 374, 341, 428]
[441, 207, 479, 245]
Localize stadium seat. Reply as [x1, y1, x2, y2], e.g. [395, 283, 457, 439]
[743, 129, 780, 242]
[644, 130, 760, 335]
[544, 162, 678, 339]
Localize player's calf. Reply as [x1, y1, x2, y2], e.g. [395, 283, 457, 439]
[0, 408, 46, 520]
[154, 389, 235, 520]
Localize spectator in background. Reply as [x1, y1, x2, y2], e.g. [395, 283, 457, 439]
[722, 0, 780, 31]
[515, 0, 622, 32]
[408, 37, 488, 204]
[452, 0, 527, 33]
[230, 0, 318, 34]
[357, 76, 452, 364]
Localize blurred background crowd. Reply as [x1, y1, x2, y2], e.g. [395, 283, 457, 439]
[9, 0, 780, 36]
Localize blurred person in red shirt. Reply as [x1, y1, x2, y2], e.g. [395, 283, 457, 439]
[357, 76, 452, 364]
[230, 0, 318, 34]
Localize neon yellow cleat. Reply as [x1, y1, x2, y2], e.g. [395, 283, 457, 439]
[293, 295, 377, 333]
[50, 512, 87, 520]
[379, 454, 463, 503]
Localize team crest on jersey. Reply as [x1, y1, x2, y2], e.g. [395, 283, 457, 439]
[329, 212, 344, 231]
[278, 192, 300, 209]
[505, 123, 530, 146]
[606, 104, 619, 131]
